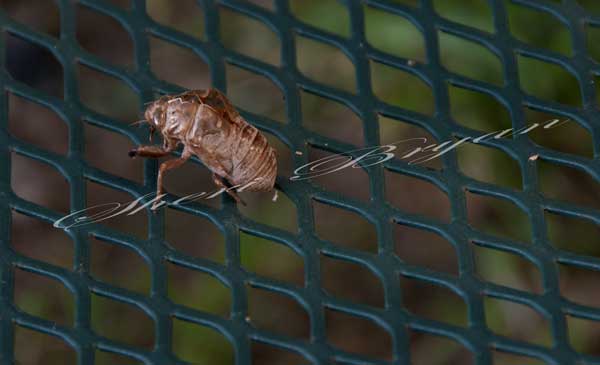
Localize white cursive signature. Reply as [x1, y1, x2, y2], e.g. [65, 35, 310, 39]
[289, 118, 569, 180]
[54, 118, 569, 230]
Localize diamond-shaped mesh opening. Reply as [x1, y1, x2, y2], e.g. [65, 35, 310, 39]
[2, 1, 600, 364]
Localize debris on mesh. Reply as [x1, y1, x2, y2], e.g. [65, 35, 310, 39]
[272, 190, 279, 202]
[295, 150, 303, 155]
[528, 154, 539, 161]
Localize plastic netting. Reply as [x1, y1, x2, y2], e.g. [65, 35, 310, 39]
[1, 0, 600, 364]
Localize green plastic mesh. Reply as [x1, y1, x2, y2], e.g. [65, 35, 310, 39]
[1, 0, 600, 364]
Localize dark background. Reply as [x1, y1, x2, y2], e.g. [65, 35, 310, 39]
[4, 0, 600, 364]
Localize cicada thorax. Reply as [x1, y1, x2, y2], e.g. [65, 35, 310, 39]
[161, 96, 199, 137]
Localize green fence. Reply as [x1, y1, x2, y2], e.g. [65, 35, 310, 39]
[1, 0, 600, 364]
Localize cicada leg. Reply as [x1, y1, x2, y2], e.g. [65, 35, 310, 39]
[128, 145, 171, 158]
[212, 173, 247, 206]
[152, 149, 193, 211]
[129, 138, 177, 158]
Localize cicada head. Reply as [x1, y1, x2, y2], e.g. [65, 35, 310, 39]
[143, 99, 168, 135]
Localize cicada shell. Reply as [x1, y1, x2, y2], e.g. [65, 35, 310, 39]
[129, 88, 277, 206]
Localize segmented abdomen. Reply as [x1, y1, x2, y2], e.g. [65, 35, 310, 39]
[229, 120, 277, 191]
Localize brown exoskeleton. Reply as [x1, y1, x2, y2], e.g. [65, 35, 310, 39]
[129, 88, 277, 208]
